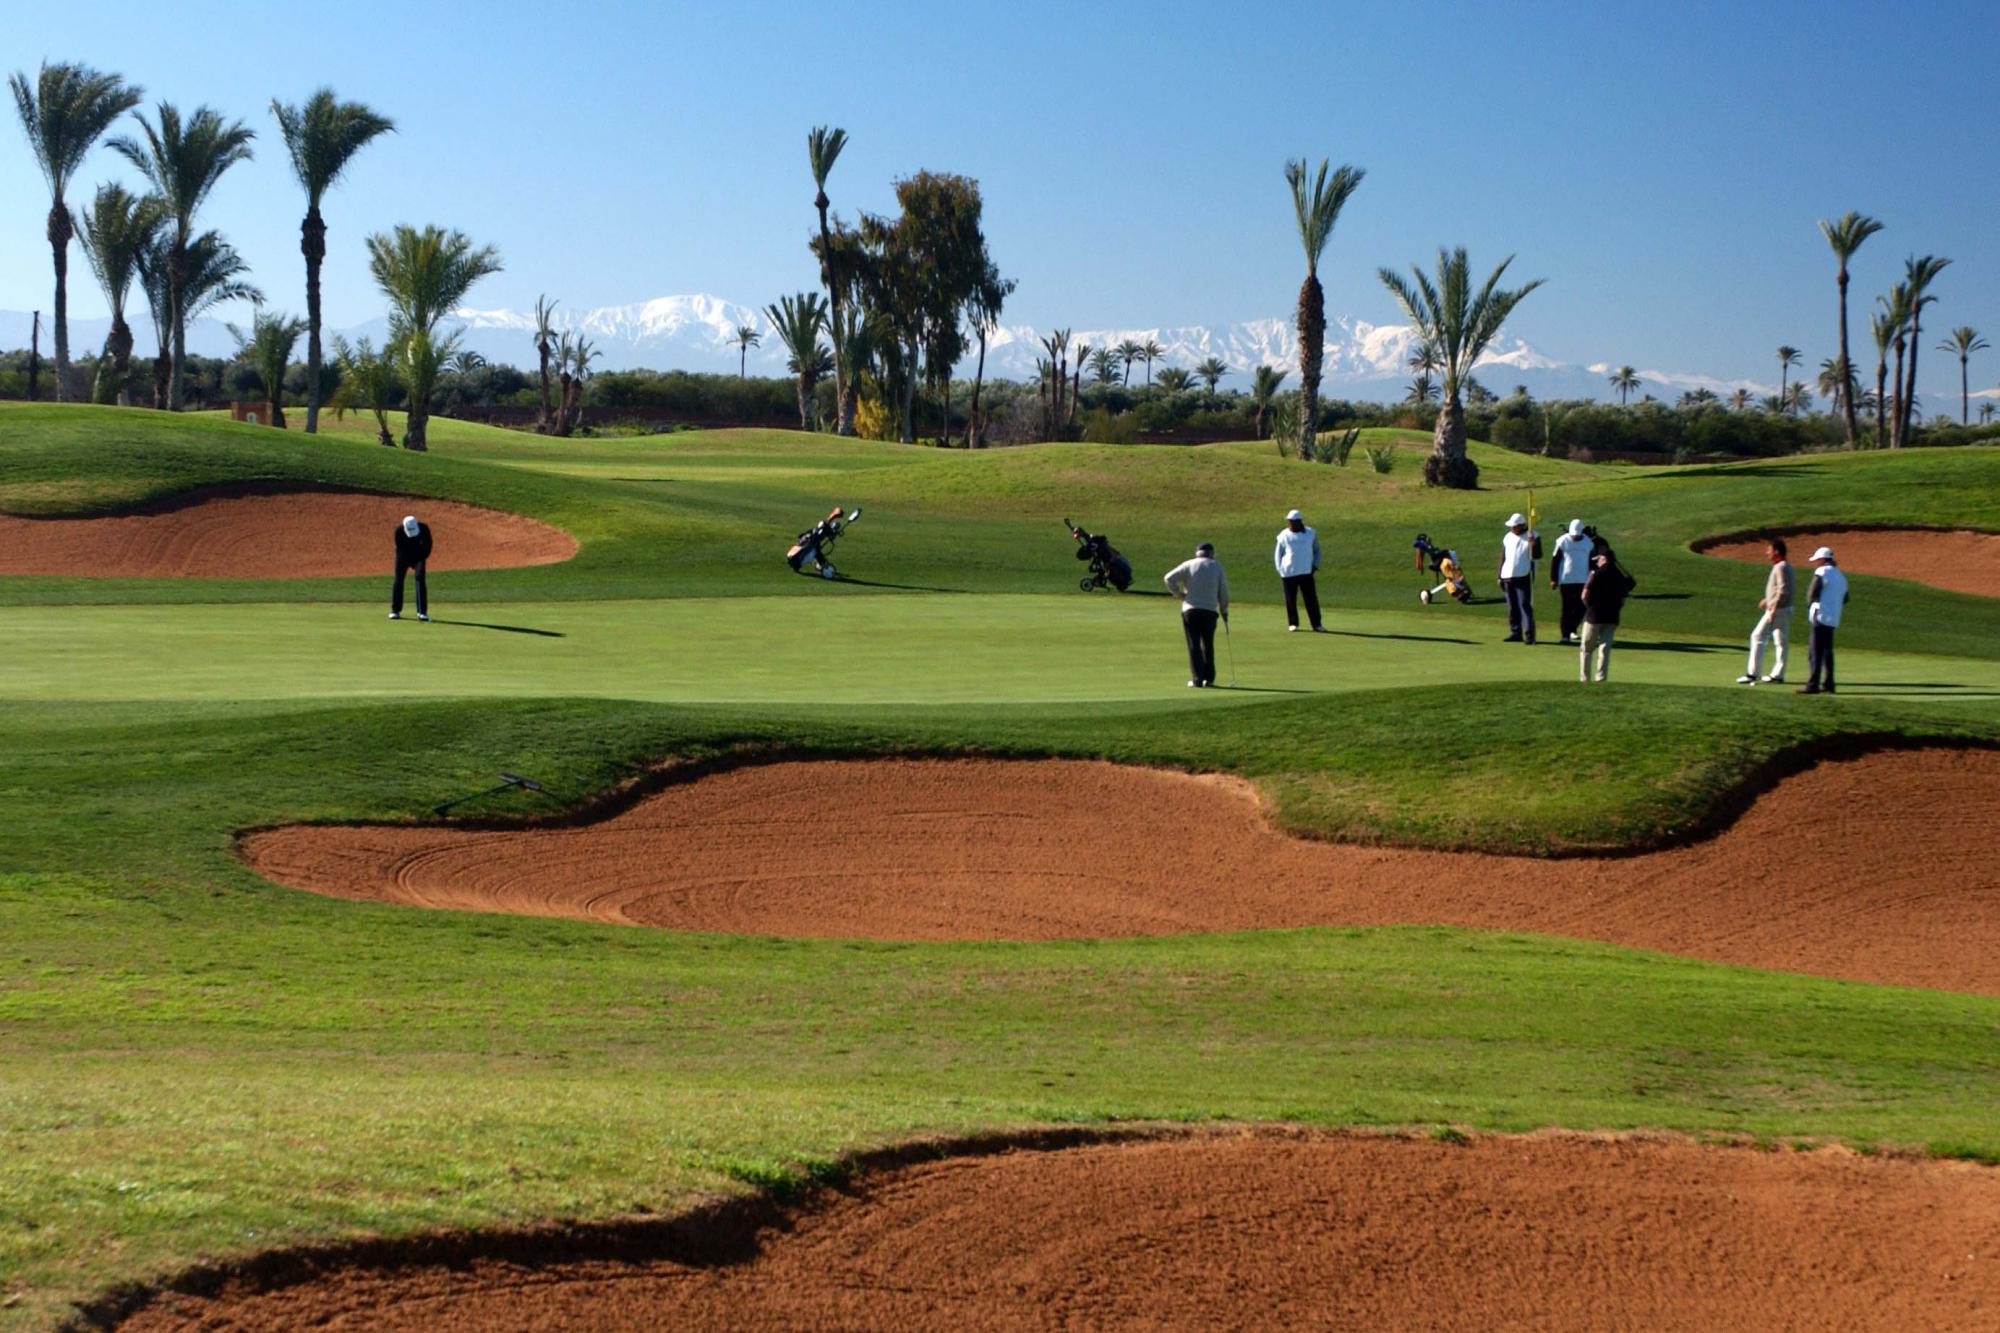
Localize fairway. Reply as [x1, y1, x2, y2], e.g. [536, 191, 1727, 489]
[4, 403, 1998, 1327]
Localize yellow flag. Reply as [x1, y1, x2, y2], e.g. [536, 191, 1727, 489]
[1527, 488, 1539, 533]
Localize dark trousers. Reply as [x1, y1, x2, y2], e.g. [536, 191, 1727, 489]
[1281, 573, 1322, 629]
[393, 560, 428, 616]
[1806, 623, 1836, 691]
[1182, 608, 1218, 684]
[1502, 577, 1535, 640]
[1557, 582, 1586, 640]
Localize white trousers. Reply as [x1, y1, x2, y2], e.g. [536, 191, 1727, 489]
[1748, 607, 1791, 679]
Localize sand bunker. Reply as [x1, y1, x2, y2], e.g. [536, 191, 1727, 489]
[243, 748, 2000, 992]
[1699, 526, 2000, 597]
[0, 485, 575, 579]
[112, 1131, 2000, 1330]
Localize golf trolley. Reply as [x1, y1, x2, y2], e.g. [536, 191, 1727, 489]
[1412, 533, 1473, 605]
[787, 506, 862, 579]
[1064, 517, 1133, 592]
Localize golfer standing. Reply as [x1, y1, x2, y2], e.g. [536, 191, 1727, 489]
[1578, 545, 1632, 682]
[391, 513, 432, 622]
[1273, 508, 1325, 633]
[1549, 519, 1592, 644]
[1498, 512, 1538, 644]
[1164, 541, 1229, 687]
[1800, 545, 1849, 695]
[1736, 537, 1794, 685]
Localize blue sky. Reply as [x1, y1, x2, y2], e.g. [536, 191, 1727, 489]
[6, 0, 1997, 392]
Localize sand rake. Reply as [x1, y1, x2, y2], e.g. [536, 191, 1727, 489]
[432, 771, 550, 817]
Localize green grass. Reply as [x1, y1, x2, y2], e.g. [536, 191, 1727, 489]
[1, 401, 1997, 1326]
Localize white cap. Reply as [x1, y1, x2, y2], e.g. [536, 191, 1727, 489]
[1568, 519, 1584, 538]
[1810, 546, 1834, 562]
[402, 515, 420, 537]
[1505, 512, 1526, 528]
[1286, 509, 1303, 522]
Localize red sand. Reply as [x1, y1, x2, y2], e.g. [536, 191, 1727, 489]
[115, 1131, 2000, 1330]
[242, 748, 2000, 993]
[1700, 527, 2000, 597]
[0, 486, 575, 578]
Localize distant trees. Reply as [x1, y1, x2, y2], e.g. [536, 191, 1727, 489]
[532, 295, 558, 431]
[1038, 328, 1073, 437]
[1156, 366, 1195, 394]
[137, 228, 259, 409]
[963, 262, 1012, 446]
[363, 223, 502, 449]
[1194, 355, 1227, 394]
[1871, 293, 1901, 449]
[764, 291, 829, 429]
[1817, 211, 1883, 446]
[74, 183, 160, 404]
[1774, 346, 1800, 413]
[328, 335, 397, 445]
[1087, 346, 1117, 385]
[1115, 339, 1142, 386]
[1896, 255, 1949, 445]
[229, 309, 305, 427]
[1609, 365, 1641, 405]
[1938, 326, 1988, 424]
[1728, 388, 1754, 411]
[733, 322, 761, 377]
[1138, 338, 1165, 388]
[557, 335, 597, 435]
[10, 61, 142, 401]
[1283, 157, 1366, 455]
[1250, 364, 1287, 438]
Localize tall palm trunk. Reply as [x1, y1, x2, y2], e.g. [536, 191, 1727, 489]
[268, 385, 285, 430]
[1873, 354, 1888, 450]
[1901, 313, 1924, 444]
[1425, 388, 1476, 489]
[1961, 354, 1971, 425]
[48, 203, 74, 402]
[793, 370, 810, 430]
[535, 338, 553, 431]
[900, 338, 918, 443]
[301, 206, 326, 432]
[1297, 273, 1323, 452]
[406, 399, 428, 451]
[815, 193, 848, 436]
[1836, 269, 1858, 445]
[968, 326, 988, 448]
[152, 347, 170, 409]
[1889, 333, 1905, 447]
[166, 240, 187, 411]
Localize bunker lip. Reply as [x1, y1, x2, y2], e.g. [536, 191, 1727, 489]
[239, 744, 2000, 993]
[0, 482, 576, 579]
[84, 1127, 2000, 1332]
[1692, 523, 2000, 598]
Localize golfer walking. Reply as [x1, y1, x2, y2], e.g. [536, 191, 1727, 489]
[1736, 537, 1794, 685]
[1549, 519, 1592, 644]
[1498, 512, 1538, 643]
[1165, 541, 1230, 687]
[390, 513, 432, 622]
[1273, 508, 1325, 633]
[1800, 545, 1849, 695]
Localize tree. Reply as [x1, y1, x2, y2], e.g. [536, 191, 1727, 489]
[136, 228, 260, 410]
[1250, 364, 1288, 438]
[1039, 328, 1072, 438]
[1087, 346, 1117, 385]
[1979, 401, 1995, 425]
[363, 223, 502, 450]
[1727, 388, 1754, 411]
[558, 336, 598, 435]
[1679, 387, 1718, 408]
[1816, 357, 1855, 422]
[328, 335, 398, 446]
[1897, 254, 1950, 444]
[1406, 338, 1441, 378]
[1870, 291, 1902, 449]
[1775, 345, 1801, 413]
[765, 291, 829, 429]
[963, 261, 1011, 447]
[1818, 211, 1883, 447]
[1609, 365, 1641, 405]
[270, 89, 393, 434]
[228, 308, 306, 427]
[9, 61, 141, 402]
[1463, 376, 1496, 406]
[1284, 157, 1366, 454]
[1936, 327, 1988, 425]
[1783, 382, 1812, 415]
[108, 102, 255, 410]
[1378, 247, 1543, 489]
[1115, 338, 1142, 386]
[1156, 366, 1194, 393]
[807, 126, 852, 434]
[1139, 338, 1165, 388]
[532, 295, 558, 431]
[733, 322, 761, 377]
[75, 183, 162, 404]
[1195, 355, 1227, 394]
[1405, 375, 1438, 404]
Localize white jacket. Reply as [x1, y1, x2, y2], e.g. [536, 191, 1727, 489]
[1500, 530, 1537, 580]
[1274, 526, 1320, 577]
[1551, 532, 1591, 584]
[1808, 564, 1849, 627]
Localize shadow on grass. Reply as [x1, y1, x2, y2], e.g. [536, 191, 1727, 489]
[1617, 640, 1729, 654]
[429, 619, 566, 638]
[834, 576, 965, 593]
[1639, 463, 1827, 480]
[1631, 592, 1692, 601]
[1216, 684, 1315, 694]
[1330, 628, 1477, 645]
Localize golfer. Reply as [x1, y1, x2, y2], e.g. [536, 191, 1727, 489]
[1800, 545, 1850, 695]
[1549, 518, 1593, 644]
[1578, 544, 1632, 682]
[1273, 508, 1325, 633]
[1736, 537, 1794, 685]
[1498, 512, 1538, 644]
[1164, 541, 1230, 687]
[390, 513, 432, 622]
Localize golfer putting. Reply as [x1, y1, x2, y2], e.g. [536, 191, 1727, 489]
[390, 514, 432, 621]
[1164, 541, 1230, 687]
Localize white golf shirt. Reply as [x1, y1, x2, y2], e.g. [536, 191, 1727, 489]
[1551, 532, 1591, 585]
[1274, 526, 1320, 577]
[1500, 530, 1537, 579]
[1808, 564, 1849, 627]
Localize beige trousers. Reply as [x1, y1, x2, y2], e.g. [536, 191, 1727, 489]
[1579, 622, 1615, 682]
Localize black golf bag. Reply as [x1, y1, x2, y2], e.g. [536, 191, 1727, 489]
[1065, 517, 1132, 592]
[787, 506, 861, 579]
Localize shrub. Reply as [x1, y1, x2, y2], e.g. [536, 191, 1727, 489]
[1079, 407, 1137, 444]
[1489, 415, 1539, 454]
[1365, 445, 1396, 473]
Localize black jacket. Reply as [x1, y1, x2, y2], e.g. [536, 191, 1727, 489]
[1581, 563, 1633, 625]
[394, 522, 432, 565]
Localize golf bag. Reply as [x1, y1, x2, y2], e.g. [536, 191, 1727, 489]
[1413, 533, 1473, 605]
[787, 506, 862, 579]
[1064, 517, 1133, 592]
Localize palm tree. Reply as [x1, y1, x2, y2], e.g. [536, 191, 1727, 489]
[807, 126, 851, 434]
[1039, 329, 1072, 436]
[1156, 366, 1195, 394]
[1463, 376, 1495, 406]
[1139, 338, 1165, 389]
[733, 322, 761, 377]
[964, 264, 1012, 447]
[1758, 394, 1785, 413]
[1250, 364, 1288, 438]
[1818, 211, 1883, 447]
[764, 291, 829, 430]
[328, 335, 398, 446]
[1283, 156, 1366, 453]
[1087, 346, 1117, 385]
[1377, 246, 1544, 489]
[1194, 355, 1228, 394]
[559, 336, 598, 434]
[1816, 357, 1856, 421]
[1978, 401, 1995, 426]
[1609, 365, 1642, 405]
[1937, 326, 1988, 425]
[269, 90, 394, 434]
[108, 102, 255, 410]
[1727, 387, 1754, 411]
[75, 183, 162, 404]
[9, 62, 142, 402]
[136, 229, 260, 409]
[1406, 338, 1441, 379]
[228, 309, 306, 427]
[1870, 291, 1902, 450]
[1898, 255, 1950, 443]
[1115, 338, 1142, 386]
[1784, 382, 1812, 415]
[1680, 387, 1718, 408]
[363, 224, 502, 450]
[1775, 346, 1801, 413]
[451, 349, 485, 378]
[1405, 375, 1438, 404]
[532, 295, 558, 432]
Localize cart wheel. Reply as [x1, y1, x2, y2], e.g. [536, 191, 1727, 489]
[820, 564, 839, 580]
[1080, 577, 1098, 592]
[1419, 589, 1432, 604]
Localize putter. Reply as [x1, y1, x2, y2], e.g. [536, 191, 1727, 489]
[1223, 615, 1237, 687]
[433, 771, 548, 817]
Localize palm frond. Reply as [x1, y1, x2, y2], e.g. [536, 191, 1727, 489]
[10, 61, 142, 198]
[270, 88, 394, 204]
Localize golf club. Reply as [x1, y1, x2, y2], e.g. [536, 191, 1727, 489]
[1223, 614, 1236, 687]
[433, 771, 549, 817]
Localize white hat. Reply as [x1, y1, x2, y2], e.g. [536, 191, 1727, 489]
[1809, 546, 1834, 562]
[1285, 509, 1303, 522]
[402, 515, 420, 537]
[1505, 512, 1526, 528]
[1568, 519, 1584, 538]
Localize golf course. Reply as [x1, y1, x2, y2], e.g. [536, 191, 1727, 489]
[4, 401, 2000, 1326]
